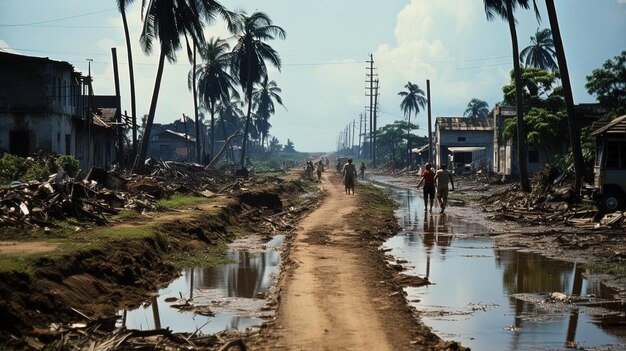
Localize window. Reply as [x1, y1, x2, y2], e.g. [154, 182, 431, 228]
[65, 134, 71, 155]
[457, 137, 466, 142]
[528, 150, 539, 163]
[606, 141, 626, 168]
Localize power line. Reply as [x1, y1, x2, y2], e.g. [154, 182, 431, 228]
[0, 8, 117, 27]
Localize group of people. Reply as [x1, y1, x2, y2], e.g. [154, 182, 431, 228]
[416, 163, 454, 213]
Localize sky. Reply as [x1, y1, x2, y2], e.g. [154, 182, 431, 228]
[1, 0, 624, 152]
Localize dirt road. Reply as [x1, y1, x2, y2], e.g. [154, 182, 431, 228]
[259, 171, 438, 350]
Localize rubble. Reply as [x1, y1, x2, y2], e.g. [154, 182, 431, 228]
[0, 161, 241, 229]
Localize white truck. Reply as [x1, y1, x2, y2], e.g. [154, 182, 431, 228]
[590, 115, 626, 212]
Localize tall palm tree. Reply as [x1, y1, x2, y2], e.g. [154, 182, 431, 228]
[545, 0, 584, 198]
[115, 0, 138, 166]
[252, 78, 286, 152]
[229, 11, 286, 169]
[192, 38, 236, 162]
[520, 28, 558, 71]
[133, 0, 234, 172]
[484, 0, 540, 192]
[464, 98, 490, 118]
[398, 81, 427, 168]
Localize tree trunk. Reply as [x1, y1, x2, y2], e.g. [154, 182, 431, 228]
[121, 10, 138, 166]
[546, 0, 584, 198]
[210, 98, 216, 163]
[240, 86, 253, 169]
[406, 115, 411, 168]
[192, 44, 201, 163]
[507, 0, 531, 192]
[133, 50, 166, 173]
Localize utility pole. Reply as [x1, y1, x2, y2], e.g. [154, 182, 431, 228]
[373, 79, 379, 166]
[366, 54, 377, 160]
[111, 48, 124, 168]
[352, 119, 356, 155]
[358, 113, 363, 158]
[86, 58, 93, 169]
[427, 79, 433, 163]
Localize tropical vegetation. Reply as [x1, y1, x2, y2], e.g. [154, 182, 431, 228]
[464, 99, 490, 118]
[520, 28, 557, 71]
[398, 81, 427, 167]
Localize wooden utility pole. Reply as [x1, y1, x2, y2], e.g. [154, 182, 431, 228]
[373, 79, 379, 166]
[111, 48, 124, 168]
[427, 79, 433, 163]
[352, 119, 356, 154]
[358, 113, 363, 157]
[366, 54, 376, 160]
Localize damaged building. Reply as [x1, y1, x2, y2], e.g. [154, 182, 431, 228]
[0, 51, 122, 171]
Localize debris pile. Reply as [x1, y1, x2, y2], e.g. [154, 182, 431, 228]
[0, 161, 240, 229]
[480, 169, 625, 230]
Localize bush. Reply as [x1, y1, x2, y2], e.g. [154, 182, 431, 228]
[55, 155, 80, 177]
[23, 162, 51, 182]
[0, 154, 29, 184]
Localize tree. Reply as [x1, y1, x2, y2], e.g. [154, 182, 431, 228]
[464, 99, 490, 118]
[545, 0, 586, 196]
[133, 0, 234, 172]
[585, 50, 626, 116]
[520, 28, 557, 71]
[192, 38, 237, 163]
[376, 120, 419, 168]
[398, 81, 427, 168]
[483, 0, 540, 192]
[216, 96, 244, 163]
[229, 11, 286, 169]
[268, 136, 282, 154]
[115, 0, 138, 165]
[283, 139, 296, 153]
[252, 78, 286, 152]
[502, 66, 564, 113]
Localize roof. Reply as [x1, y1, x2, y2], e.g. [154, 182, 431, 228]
[158, 129, 197, 143]
[590, 115, 626, 136]
[436, 117, 494, 131]
[0, 51, 75, 72]
[447, 146, 486, 153]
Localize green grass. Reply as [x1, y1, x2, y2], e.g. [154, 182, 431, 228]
[166, 241, 232, 269]
[449, 194, 481, 202]
[584, 262, 626, 276]
[157, 194, 209, 209]
[0, 254, 34, 277]
[92, 226, 155, 240]
[116, 209, 142, 220]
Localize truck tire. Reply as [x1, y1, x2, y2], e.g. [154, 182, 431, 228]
[600, 192, 624, 213]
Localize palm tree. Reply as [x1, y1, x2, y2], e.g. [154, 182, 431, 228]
[520, 28, 558, 71]
[229, 11, 286, 169]
[464, 99, 490, 118]
[483, 0, 540, 192]
[115, 0, 138, 166]
[252, 78, 286, 152]
[192, 38, 237, 162]
[398, 81, 427, 168]
[545, 0, 584, 198]
[133, 0, 234, 172]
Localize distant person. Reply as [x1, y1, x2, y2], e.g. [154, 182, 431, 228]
[359, 161, 366, 180]
[434, 164, 455, 213]
[416, 163, 435, 212]
[342, 158, 357, 195]
[305, 160, 314, 180]
[336, 159, 342, 173]
[316, 161, 323, 181]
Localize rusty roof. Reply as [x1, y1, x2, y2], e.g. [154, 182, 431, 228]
[590, 115, 626, 136]
[435, 117, 494, 131]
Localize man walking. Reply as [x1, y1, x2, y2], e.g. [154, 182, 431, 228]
[434, 164, 454, 213]
[416, 163, 436, 212]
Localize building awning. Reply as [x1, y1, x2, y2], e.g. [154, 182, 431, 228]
[447, 146, 486, 153]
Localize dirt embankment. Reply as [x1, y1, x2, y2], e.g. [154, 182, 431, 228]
[0, 177, 309, 346]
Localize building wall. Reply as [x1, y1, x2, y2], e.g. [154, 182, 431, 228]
[435, 128, 494, 171]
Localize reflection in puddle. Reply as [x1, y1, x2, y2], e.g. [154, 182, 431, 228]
[120, 236, 282, 334]
[383, 187, 626, 351]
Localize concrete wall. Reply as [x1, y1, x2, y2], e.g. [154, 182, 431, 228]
[435, 128, 494, 172]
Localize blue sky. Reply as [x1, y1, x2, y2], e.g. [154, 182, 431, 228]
[1, 0, 624, 152]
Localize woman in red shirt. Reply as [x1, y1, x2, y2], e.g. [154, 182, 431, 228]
[416, 163, 435, 212]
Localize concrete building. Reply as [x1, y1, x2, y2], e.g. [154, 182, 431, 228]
[434, 116, 494, 174]
[0, 52, 120, 171]
[147, 129, 197, 162]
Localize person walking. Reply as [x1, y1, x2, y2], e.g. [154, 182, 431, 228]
[359, 161, 366, 180]
[434, 164, 454, 213]
[416, 163, 436, 212]
[342, 158, 357, 195]
[316, 161, 323, 181]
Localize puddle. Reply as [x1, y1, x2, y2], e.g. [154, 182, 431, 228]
[382, 186, 626, 351]
[119, 235, 283, 334]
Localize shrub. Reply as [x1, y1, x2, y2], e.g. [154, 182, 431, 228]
[23, 162, 51, 182]
[0, 154, 29, 184]
[55, 155, 80, 177]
